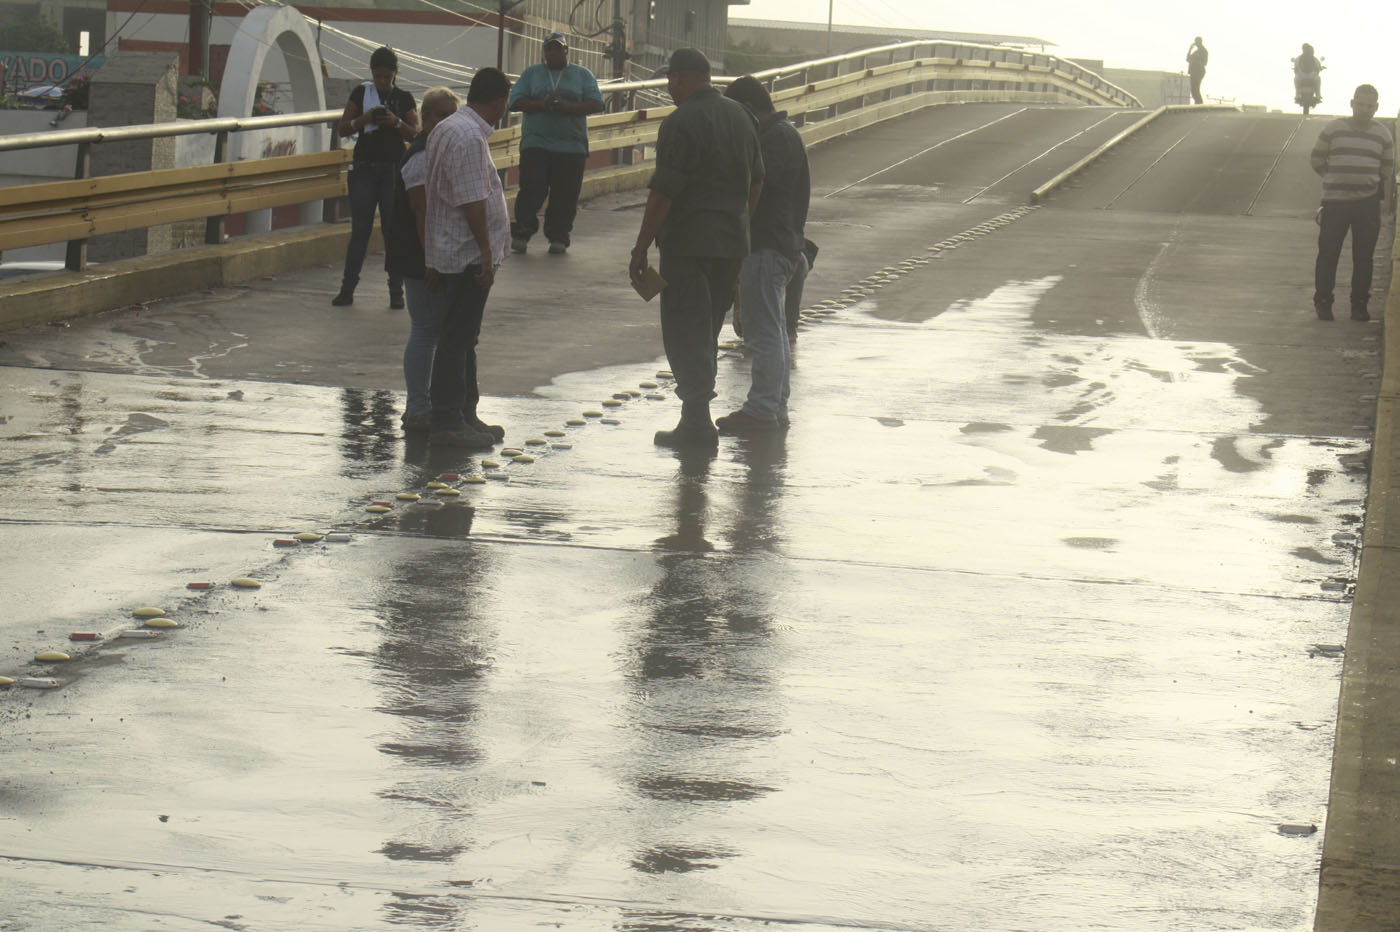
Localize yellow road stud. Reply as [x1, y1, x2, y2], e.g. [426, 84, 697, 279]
[132, 607, 165, 618]
[35, 650, 70, 662]
[144, 618, 180, 629]
[231, 578, 262, 589]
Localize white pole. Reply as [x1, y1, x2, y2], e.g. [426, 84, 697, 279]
[827, 0, 834, 54]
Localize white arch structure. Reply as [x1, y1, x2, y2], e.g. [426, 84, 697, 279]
[219, 5, 329, 232]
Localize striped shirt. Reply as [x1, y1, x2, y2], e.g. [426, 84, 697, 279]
[1311, 118, 1395, 202]
[424, 106, 510, 273]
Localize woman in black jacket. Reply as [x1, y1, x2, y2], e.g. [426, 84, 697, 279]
[332, 46, 419, 308]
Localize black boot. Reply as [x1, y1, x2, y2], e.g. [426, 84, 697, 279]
[654, 401, 718, 449]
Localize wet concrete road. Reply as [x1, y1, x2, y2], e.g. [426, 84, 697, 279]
[0, 106, 1389, 930]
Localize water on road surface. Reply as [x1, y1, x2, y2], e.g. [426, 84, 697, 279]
[0, 106, 1381, 931]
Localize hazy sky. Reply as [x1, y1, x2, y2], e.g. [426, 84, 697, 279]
[734, 0, 1400, 116]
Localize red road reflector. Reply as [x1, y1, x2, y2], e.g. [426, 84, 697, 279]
[68, 632, 100, 641]
[439, 474, 459, 481]
[370, 500, 392, 507]
[49, 320, 69, 328]
[273, 539, 298, 547]
[130, 304, 146, 311]
[186, 581, 214, 590]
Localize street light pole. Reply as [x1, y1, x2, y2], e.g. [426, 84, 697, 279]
[827, 0, 833, 54]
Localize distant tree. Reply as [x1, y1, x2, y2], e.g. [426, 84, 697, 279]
[0, 19, 70, 54]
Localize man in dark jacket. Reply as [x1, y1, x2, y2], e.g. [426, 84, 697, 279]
[629, 48, 765, 449]
[717, 75, 810, 434]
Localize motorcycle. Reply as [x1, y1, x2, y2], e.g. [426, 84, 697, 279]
[1293, 52, 1324, 115]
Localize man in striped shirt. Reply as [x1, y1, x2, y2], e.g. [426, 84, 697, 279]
[1310, 84, 1394, 321]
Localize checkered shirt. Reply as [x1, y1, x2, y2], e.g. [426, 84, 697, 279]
[424, 107, 510, 272]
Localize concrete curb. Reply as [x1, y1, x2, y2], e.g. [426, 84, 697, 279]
[0, 225, 354, 330]
[1029, 103, 1241, 205]
[1315, 205, 1400, 931]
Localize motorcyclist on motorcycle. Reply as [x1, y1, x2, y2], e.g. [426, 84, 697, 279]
[1293, 43, 1325, 114]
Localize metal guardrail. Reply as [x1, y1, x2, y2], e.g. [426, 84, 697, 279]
[0, 38, 1140, 271]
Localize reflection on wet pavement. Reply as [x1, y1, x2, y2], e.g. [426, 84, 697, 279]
[0, 248, 1371, 930]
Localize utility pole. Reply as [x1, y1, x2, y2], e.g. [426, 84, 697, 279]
[188, 0, 211, 76]
[607, 0, 627, 82]
[497, 1, 505, 71]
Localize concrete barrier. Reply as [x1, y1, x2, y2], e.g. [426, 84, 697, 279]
[1029, 103, 1241, 205]
[1313, 117, 1400, 932]
[0, 224, 351, 329]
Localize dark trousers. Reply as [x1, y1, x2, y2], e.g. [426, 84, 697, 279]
[341, 161, 402, 298]
[1315, 197, 1381, 309]
[512, 148, 588, 246]
[658, 252, 743, 410]
[1189, 70, 1204, 104]
[429, 267, 490, 427]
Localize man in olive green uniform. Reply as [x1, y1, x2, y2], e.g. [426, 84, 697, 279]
[629, 47, 764, 449]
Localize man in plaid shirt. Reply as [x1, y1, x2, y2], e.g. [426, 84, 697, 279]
[424, 67, 513, 448]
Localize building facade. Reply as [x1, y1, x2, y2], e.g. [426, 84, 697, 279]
[0, 0, 745, 100]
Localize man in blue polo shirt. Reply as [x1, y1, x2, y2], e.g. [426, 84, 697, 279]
[508, 33, 604, 255]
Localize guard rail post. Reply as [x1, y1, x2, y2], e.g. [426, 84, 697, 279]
[204, 129, 229, 245]
[63, 141, 91, 272]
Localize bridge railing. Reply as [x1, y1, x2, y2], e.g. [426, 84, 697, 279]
[0, 39, 1139, 273]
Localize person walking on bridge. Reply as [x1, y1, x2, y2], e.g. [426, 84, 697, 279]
[333, 46, 419, 309]
[1186, 37, 1208, 104]
[629, 48, 764, 450]
[1310, 83, 1394, 321]
[508, 33, 604, 256]
[717, 75, 809, 435]
[423, 68, 513, 448]
[386, 87, 459, 434]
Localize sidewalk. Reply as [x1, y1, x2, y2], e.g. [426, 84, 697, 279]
[1315, 225, 1400, 931]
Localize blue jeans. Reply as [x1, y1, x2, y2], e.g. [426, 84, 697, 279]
[402, 277, 448, 419]
[429, 267, 491, 428]
[737, 249, 796, 421]
[341, 161, 403, 299]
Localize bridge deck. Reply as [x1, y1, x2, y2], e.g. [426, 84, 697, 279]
[0, 104, 1394, 931]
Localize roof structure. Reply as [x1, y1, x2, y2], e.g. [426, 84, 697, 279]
[728, 18, 1056, 49]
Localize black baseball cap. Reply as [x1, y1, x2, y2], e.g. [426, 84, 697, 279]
[662, 48, 710, 75]
[544, 32, 568, 49]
